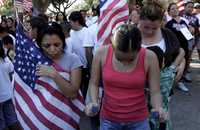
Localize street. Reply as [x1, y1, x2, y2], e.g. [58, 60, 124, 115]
[170, 50, 200, 130]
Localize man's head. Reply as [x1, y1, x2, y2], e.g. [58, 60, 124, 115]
[30, 16, 47, 39]
[194, 3, 200, 13]
[184, 1, 194, 15]
[0, 25, 7, 38]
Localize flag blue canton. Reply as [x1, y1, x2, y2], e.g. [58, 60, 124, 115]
[14, 23, 52, 89]
[100, 0, 107, 8]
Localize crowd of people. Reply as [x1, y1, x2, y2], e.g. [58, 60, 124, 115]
[0, 1, 200, 130]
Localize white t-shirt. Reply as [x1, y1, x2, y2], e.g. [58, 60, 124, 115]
[65, 37, 73, 53]
[0, 57, 14, 102]
[83, 23, 99, 54]
[142, 39, 166, 52]
[86, 16, 98, 27]
[57, 51, 83, 71]
[70, 27, 88, 68]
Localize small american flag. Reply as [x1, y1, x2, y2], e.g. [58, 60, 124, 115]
[13, 23, 85, 130]
[14, 0, 32, 11]
[97, 0, 129, 45]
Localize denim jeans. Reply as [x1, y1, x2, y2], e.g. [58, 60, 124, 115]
[0, 99, 18, 129]
[100, 118, 150, 130]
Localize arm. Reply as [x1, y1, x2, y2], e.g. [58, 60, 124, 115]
[36, 65, 82, 98]
[85, 47, 105, 116]
[89, 48, 102, 104]
[146, 50, 162, 111]
[175, 58, 185, 82]
[171, 48, 185, 80]
[85, 47, 94, 70]
[172, 47, 185, 67]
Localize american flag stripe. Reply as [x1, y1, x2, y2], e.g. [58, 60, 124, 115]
[14, 98, 39, 130]
[23, 1, 32, 11]
[99, 0, 120, 21]
[36, 79, 84, 116]
[37, 81, 80, 121]
[34, 90, 79, 129]
[14, 87, 48, 129]
[14, 0, 23, 7]
[98, 9, 129, 45]
[14, 82, 63, 130]
[98, 0, 129, 45]
[14, 0, 32, 11]
[98, 2, 128, 39]
[102, 15, 129, 46]
[14, 72, 82, 130]
[177, 0, 185, 11]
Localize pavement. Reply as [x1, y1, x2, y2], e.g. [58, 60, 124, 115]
[170, 50, 200, 130]
[80, 50, 200, 130]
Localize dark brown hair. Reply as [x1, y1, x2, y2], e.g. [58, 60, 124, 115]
[140, 1, 165, 21]
[167, 3, 177, 13]
[113, 24, 141, 52]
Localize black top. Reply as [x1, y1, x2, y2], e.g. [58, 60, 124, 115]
[165, 18, 188, 51]
[161, 28, 180, 67]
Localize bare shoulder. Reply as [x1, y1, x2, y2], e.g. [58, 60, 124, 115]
[145, 49, 157, 61]
[94, 45, 110, 64]
[144, 49, 158, 70]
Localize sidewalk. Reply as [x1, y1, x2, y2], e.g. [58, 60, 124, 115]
[170, 49, 200, 130]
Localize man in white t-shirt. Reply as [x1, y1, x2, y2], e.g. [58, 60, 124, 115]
[83, 5, 101, 130]
[86, 5, 99, 27]
[83, 22, 98, 69]
[69, 11, 90, 101]
[194, 3, 200, 22]
[83, 5, 100, 70]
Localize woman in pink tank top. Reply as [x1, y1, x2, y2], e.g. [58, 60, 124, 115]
[85, 24, 167, 130]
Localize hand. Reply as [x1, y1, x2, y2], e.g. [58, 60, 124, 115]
[175, 64, 184, 82]
[189, 26, 195, 34]
[85, 102, 99, 117]
[152, 108, 168, 122]
[36, 64, 58, 78]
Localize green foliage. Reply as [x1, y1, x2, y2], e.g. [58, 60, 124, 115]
[0, 0, 14, 16]
[79, 0, 99, 10]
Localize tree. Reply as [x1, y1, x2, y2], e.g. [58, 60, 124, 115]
[48, 0, 77, 14]
[75, 0, 98, 11]
[84, 0, 98, 8]
[32, 0, 50, 15]
[0, 0, 14, 16]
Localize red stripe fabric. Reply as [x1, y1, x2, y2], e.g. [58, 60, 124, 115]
[97, 0, 129, 46]
[14, 98, 39, 130]
[15, 82, 63, 130]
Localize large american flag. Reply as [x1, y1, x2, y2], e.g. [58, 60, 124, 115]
[13, 23, 85, 130]
[97, 0, 129, 45]
[15, 0, 32, 11]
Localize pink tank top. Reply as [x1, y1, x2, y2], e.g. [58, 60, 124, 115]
[101, 45, 148, 122]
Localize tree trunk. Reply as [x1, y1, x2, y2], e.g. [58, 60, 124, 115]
[32, 0, 50, 15]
